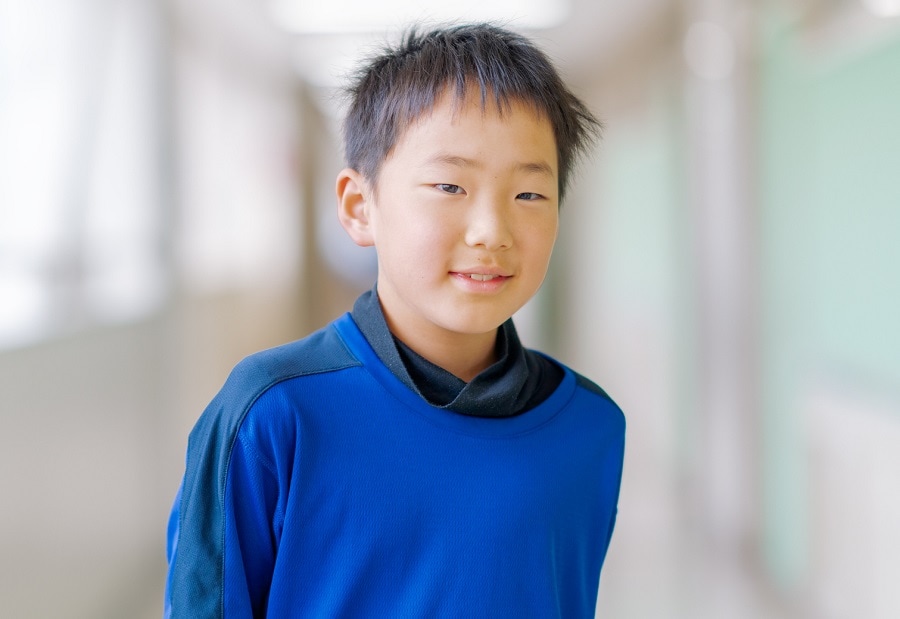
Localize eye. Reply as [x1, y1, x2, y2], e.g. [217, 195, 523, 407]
[435, 184, 465, 195]
[516, 192, 545, 201]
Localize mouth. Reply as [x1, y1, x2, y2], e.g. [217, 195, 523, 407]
[451, 271, 512, 286]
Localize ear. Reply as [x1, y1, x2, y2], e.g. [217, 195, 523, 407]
[336, 168, 375, 247]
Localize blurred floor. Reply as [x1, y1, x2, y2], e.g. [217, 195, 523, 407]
[600, 507, 790, 618]
[597, 427, 792, 619]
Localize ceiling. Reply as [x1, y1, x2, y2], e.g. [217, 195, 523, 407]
[172, 0, 677, 91]
[173, 0, 900, 94]
[285, 0, 676, 87]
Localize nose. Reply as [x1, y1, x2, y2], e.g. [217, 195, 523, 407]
[464, 199, 513, 251]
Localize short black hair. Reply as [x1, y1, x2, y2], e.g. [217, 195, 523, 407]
[342, 23, 601, 202]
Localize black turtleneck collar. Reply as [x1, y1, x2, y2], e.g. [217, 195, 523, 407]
[350, 287, 562, 418]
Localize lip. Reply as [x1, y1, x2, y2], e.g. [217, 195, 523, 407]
[450, 270, 512, 292]
[451, 267, 512, 278]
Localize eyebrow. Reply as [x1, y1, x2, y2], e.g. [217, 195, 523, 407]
[426, 154, 555, 178]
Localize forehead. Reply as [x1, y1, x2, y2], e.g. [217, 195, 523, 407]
[392, 88, 558, 165]
[414, 85, 549, 130]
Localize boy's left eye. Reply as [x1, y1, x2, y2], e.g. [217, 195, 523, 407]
[516, 192, 544, 201]
[436, 184, 465, 195]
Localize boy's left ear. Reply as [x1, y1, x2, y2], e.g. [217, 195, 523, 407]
[336, 168, 375, 247]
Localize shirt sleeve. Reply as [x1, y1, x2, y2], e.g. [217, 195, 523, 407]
[165, 373, 291, 618]
[598, 428, 626, 572]
[222, 430, 281, 616]
[164, 425, 281, 618]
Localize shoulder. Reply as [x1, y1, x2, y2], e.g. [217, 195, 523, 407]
[187, 317, 362, 448]
[557, 362, 626, 434]
[572, 371, 612, 402]
[226, 318, 361, 399]
[530, 350, 625, 431]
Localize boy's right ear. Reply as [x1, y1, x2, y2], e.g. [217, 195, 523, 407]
[336, 168, 375, 247]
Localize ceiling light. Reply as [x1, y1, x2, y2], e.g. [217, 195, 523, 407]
[267, 0, 570, 34]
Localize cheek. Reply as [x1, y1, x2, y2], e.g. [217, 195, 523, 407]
[378, 222, 451, 276]
[393, 215, 458, 253]
[525, 216, 558, 260]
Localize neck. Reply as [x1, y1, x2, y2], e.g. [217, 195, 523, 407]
[383, 316, 498, 383]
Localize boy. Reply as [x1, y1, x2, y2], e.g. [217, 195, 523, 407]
[166, 23, 625, 618]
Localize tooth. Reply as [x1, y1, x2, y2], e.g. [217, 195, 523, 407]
[469, 274, 495, 281]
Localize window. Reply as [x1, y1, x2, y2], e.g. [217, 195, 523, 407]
[0, 0, 165, 348]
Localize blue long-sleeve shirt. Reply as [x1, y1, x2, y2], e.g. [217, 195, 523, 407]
[165, 311, 625, 618]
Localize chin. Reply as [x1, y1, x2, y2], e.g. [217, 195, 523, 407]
[438, 313, 510, 336]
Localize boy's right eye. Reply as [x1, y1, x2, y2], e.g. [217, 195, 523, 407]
[435, 184, 465, 195]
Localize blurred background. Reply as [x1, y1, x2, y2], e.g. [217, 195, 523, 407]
[2, 0, 899, 617]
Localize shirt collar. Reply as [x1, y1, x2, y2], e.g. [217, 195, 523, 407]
[350, 286, 561, 417]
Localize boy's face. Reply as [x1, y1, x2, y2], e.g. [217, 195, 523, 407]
[340, 90, 559, 348]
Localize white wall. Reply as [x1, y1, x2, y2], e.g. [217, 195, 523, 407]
[0, 288, 305, 618]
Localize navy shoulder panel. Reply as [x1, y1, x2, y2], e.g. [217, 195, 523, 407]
[169, 321, 360, 618]
[574, 371, 613, 401]
[229, 321, 361, 392]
